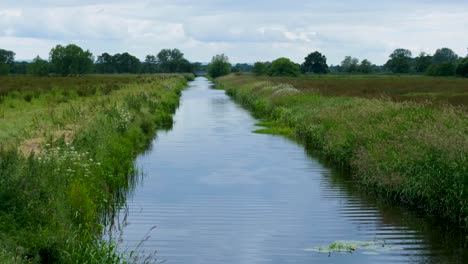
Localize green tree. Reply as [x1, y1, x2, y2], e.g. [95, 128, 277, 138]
[385, 48, 412, 73]
[208, 54, 231, 78]
[432, 48, 458, 64]
[28, 56, 50, 76]
[0, 49, 15, 75]
[426, 62, 456, 76]
[143, 55, 158, 73]
[301, 51, 328, 74]
[455, 58, 468, 77]
[340, 56, 359, 73]
[231, 63, 253, 73]
[11, 61, 29, 74]
[358, 59, 373, 74]
[268, 57, 301, 77]
[49, 44, 94, 76]
[156, 48, 192, 73]
[252, 61, 270, 76]
[95, 52, 115, 73]
[112, 52, 141, 73]
[414, 52, 432, 73]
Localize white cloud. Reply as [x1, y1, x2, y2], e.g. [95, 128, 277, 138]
[0, 0, 467, 63]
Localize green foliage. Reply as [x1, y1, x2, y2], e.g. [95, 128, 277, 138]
[268, 57, 301, 77]
[426, 62, 457, 76]
[49, 44, 94, 76]
[252, 61, 271, 76]
[231, 63, 253, 73]
[432, 47, 458, 64]
[358, 59, 373, 74]
[208, 54, 231, 78]
[301, 51, 328, 74]
[414, 52, 432, 73]
[0, 63, 9, 76]
[340, 56, 360, 73]
[385, 48, 412, 73]
[28, 56, 50, 76]
[456, 58, 468, 77]
[156, 49, 192, 73]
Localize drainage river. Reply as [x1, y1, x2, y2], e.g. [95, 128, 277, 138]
[117, 77, 466, 263]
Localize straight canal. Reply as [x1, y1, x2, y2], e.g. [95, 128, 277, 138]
[115, 77, 467, 263]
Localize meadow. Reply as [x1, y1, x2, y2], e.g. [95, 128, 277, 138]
[0, 74, 192, 263]
[218, 74, 468, 228]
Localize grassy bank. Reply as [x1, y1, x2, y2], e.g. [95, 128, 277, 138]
[0, 74, 191, 263]
[217, 74, 468, 228]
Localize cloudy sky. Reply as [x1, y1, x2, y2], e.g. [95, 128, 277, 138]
[0, 0, 467, 64]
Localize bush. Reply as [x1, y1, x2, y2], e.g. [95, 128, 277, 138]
[456, 58, 468, 77]
[268, 58, 301, 77]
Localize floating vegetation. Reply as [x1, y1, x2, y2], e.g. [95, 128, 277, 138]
[304, 240, 403, 256]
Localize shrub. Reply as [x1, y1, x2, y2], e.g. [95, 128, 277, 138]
[268, 58, 301, 77]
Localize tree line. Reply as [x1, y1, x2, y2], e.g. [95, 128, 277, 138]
[249, 48, 468, 78]
[1, 44, 467, 78]
[0, 44, 200, 76]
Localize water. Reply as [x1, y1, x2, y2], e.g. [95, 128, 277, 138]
[116, 77, 467, 263]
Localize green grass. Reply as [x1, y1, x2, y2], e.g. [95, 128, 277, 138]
[218, 74, 468, 228]
[0, 74, 190, 263]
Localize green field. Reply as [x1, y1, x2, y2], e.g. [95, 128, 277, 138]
[218, 74, 468, 227]
[0, 74, 191, 263]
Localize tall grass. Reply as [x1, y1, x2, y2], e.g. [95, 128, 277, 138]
[0, 75, 188, 263]
[225, 74, 468, 107]
[218, 75, 468, 228]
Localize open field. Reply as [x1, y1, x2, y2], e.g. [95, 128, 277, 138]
[218, 74, 468, 228]
[230, 74, 468, 107]
[0, 74, 190, 263]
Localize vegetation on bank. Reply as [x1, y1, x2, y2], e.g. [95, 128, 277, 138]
[0, 74, 191, 263]
[217, 74, 468, 228]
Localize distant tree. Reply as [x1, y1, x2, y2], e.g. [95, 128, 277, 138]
[432, 48, 458, 64]
[413, 52, 432, 73]
[426, 62, 456, 76]
[385, 48, 412, 73]
[156, 48, 192, 73]
[11, 61, 29, 75]
[268, 57, 301, 77]
[340, 56, 360, 73]
[252, 61, 271, 76]
[95, 52, 115, 73]
[208, 54, 231, 78]
[28, 56, 49, 76]
[112, 52, 141, 73]
[191, 62, 207, 75]
[455, 58, 468, 77]
[301, 51, 328, 74]
[231, 63, 253, 73]
[143, 55, 158, 73]
[49, 44, 94, 76]
[0, 48, 15, 75]
[358, 59, 373, 74]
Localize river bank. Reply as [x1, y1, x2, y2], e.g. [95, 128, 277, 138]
[217, 74, 468, 229]
[0, 74, 191, 263]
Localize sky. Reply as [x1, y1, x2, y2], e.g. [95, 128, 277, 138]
[0, 0, 467, 64]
